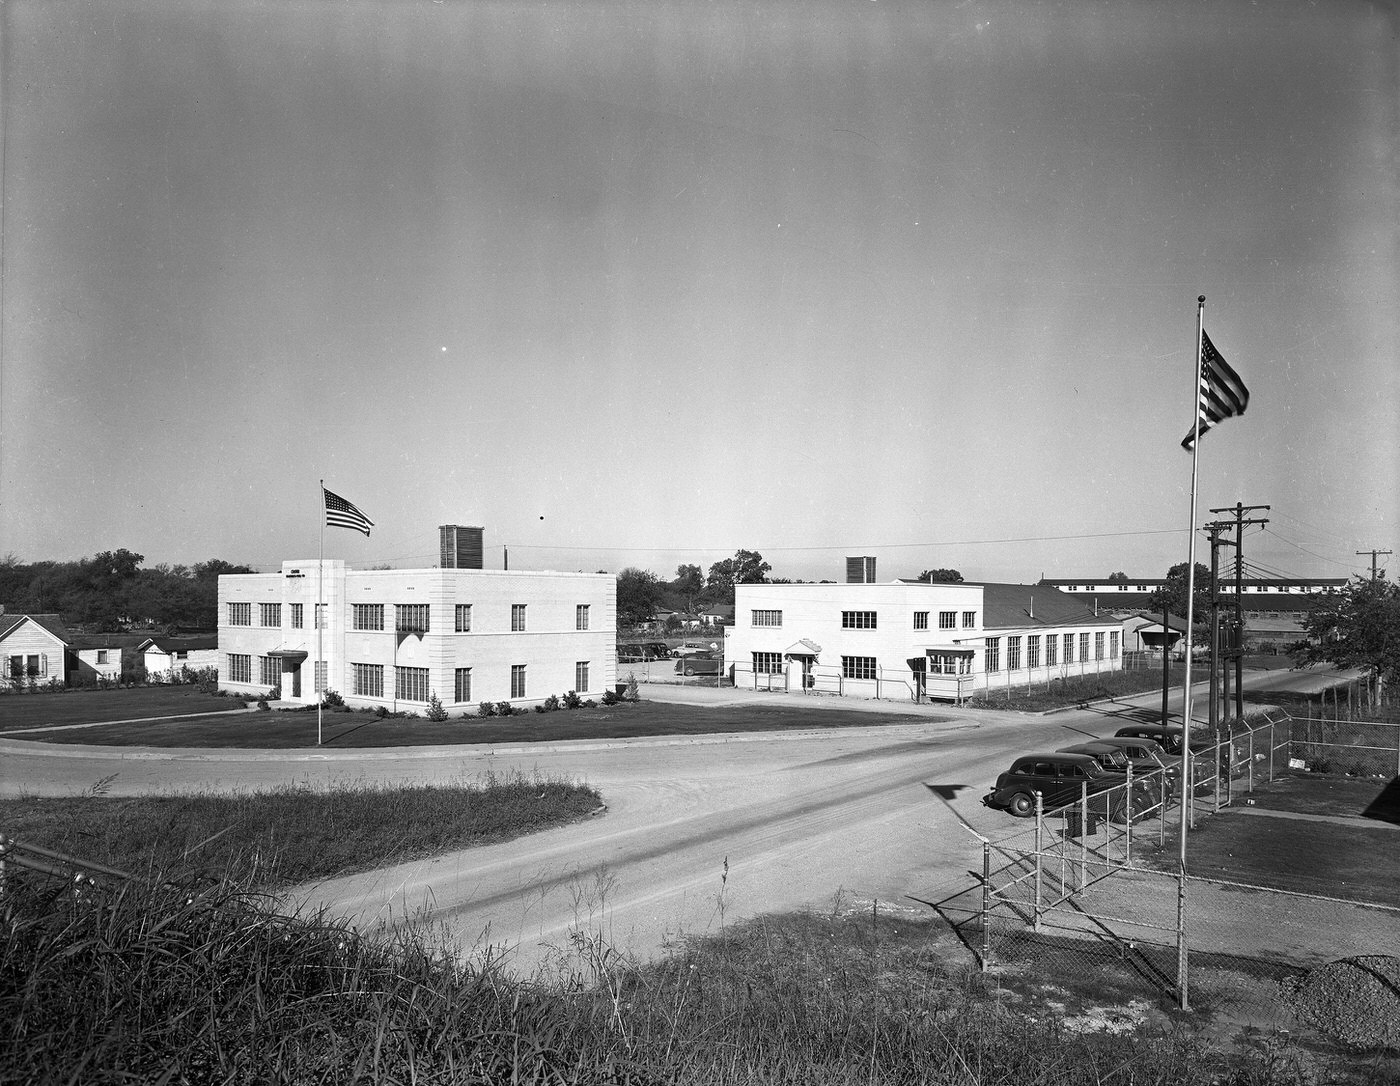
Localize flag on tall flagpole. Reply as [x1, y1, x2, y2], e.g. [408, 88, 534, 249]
[1180, 329, 1249, 450]
[323, 487, 374, 536]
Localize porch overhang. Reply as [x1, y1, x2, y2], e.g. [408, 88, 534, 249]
[266, 649, 309, 663]
[784, 639, 822, 656]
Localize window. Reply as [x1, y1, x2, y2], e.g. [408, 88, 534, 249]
[962, 611, 976, 628]
[842, 611, 877, 629]
[353, 604, 384, 631]
[396, 666, 429, 702]
[1045, 634, 1058, 667]
[454, 667, 472, 703]
[1027, 635, 1041, 669]
[290, 603, 304, 629]
[228, 603, 251, 626]
[260, 656, 281, 686]
[315, 604, 327, 629]
[938, 611, 956, 630]
[96, 650, 109, 664]
[511, 604, 527, 632]
[455, 604, 472, 632]
[913, 611, 929, 631]
[1110, 631, 1120, 659]
[511, 664, 527, 698]
[1007, 636, 1022, 670]
[1063, 633, 1075, 663]
[1079, 633, 1090, 661]
[752, 651, 784, 674]
[353, 663, 384, 698]
[227, 654, 251, 683]
[985, 637, 1001, 672]
[928, 653, 971, 675]
[576, 604, 590, 631]
[260, 603, 281, 627]
[575, 661, 590, 692]
[315, 661, 327, 694]
[1136, 584, 1149, 592]
[841, 655, 877, 680]
[752, 610, 783, 628]
[396, 604, 429, 633]
[1094, 632, 1105, 660]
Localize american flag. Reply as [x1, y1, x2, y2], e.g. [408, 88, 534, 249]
[1181, 329, 1249, 451]
[323, 487, 374, 536]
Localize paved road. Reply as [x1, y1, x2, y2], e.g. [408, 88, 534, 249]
[0, 666, 1364, 979]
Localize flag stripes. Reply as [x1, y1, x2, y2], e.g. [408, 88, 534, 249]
[1181, 329, 1249, 450]
[323, 487, 374, 535]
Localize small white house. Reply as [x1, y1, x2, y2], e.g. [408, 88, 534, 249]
[71, 638, 123, 684]
[0, 612, 69, 689]
[139, 635, 220, 681]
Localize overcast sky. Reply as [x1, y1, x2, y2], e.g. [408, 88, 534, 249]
[2, 0, 1395, 585]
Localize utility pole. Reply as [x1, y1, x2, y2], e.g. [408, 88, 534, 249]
[1356, 549, 1392, 581]
[1211, 502, 1269, 722]
[1203, 522, 1235, 732]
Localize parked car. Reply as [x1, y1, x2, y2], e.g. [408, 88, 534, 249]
[1091, 736, 1178, 798]
[675, 654, 723, 676]
[1112, 724, 1207, 757]
[671, 644, 707, 658]
[1058, 742, 1164, 806]
[983, 752, 1126, 819]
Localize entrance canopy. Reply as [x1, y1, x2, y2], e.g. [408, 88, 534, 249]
[784, 639, 822, 656]
[266, 649, 308, 663]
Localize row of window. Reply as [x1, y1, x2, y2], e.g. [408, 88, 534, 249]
[227, 656, 592, 702]
[985, 631, 1120, 672]
[228, 602, 592, 632]
[753, 609, 980, 630]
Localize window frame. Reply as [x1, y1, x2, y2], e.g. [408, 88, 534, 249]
[455, 604, 472, 633]
[395, 604, 430, 634]
[841, 611, 877, 630]
[841, 655, 877, 680]
[511, 604, 527, 632]
[454, 666, 472, 703]
[352, 662, 384, 698]
[352, 604, 385, 632]
[576, 604, 590, 631]
[510, 663, 527, 698]
[752, 609, 783, 628]
[227, 653, 251, 684]
[228, 602, 251, 627]
[575, 660, 590, 692]
[985, 637, 1001, 672]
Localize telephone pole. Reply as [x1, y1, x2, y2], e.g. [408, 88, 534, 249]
[1356, 549, 1392, 581]
[1210, 503, 1269, 722]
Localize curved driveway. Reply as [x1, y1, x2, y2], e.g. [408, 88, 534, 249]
[0, 667, 1359, 977]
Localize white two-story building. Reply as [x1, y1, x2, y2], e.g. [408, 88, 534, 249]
[728, 579, 1123, 703]
[218, 560, 616, 714]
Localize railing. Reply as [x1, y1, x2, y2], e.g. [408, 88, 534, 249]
[0, 834, 137, 898]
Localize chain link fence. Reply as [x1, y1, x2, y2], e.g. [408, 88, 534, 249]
[932, 710, 1400, 1024]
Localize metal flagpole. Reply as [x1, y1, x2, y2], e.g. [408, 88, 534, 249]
[318, 480, 324, 748]
[1176, 294, 1207, 1009]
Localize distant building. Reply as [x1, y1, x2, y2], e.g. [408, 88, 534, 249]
[218, 559, 615, 713]
[729, 576, 1122, 703]
[0, 609, 123, 687]
[1038, 575, 1345, 651]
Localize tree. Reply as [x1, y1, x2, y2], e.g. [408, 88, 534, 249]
[1146, 562, 1212, 630]
[1292, 577, 1400, 700]
[705, 549, 770, 605]
[1107, 571, 1130, 584]
[917, 569, 963, 583]
[672, 564, 705, 610]
[616, 567, 664, 627]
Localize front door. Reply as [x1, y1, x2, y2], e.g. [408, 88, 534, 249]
[286, 660, 302, 698]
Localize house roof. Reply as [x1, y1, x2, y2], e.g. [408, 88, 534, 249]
[976, 583, 1121, 630]
[1129, 611, 1189, 632]
[138, 634, 220, 652]
[0, 613, 71, 644]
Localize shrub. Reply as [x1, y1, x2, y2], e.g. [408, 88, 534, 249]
[255, 698, 270, 712]
[562, 690, 582, 710]
[478, 701, 497, 718]
[322, 689, 345, 709]
[542, 694, 561, 713]
[373, 705, 389, 719]
[425, 692, 448, 722]
[602, 688, 621, 705]
[494, 701, 514, 717]
[266, 684, 282, 701]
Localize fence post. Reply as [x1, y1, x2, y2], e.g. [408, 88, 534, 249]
[1268, 716, 1275, 782]
[1175, 867, 1190, 1011]
[1247, 726, 1254, 793]
[1033, 794, 1044, 932]
[1213, 729, 1222, 813]
[1079, 782, 1089, 887]
[1124, 763, 1133, 867]
[980, 840, 992, 970]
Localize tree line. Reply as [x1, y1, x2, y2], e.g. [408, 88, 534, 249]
[0, 550, 252, 631]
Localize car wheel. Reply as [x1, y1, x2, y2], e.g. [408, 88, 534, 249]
[683, 666, 696, 677]
[1008, 792, 1035, 818]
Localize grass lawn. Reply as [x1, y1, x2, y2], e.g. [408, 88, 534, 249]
[969, 664, 1189, 712]
[12, 697, 950, 748]
[1145, 774, 1400, 908]
[0, 771, 602, 886]
[0, 686, 238, 729]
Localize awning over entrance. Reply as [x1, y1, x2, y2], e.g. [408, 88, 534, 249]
[784, 639, 822, 656]
[923, 646, 975, 657]
[266, 649, 308, 663]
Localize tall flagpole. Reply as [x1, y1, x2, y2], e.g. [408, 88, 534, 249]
[318, 480, 324, 748]
[1176, 294, 1207, 1010]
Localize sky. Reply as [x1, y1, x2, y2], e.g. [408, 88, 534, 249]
[2, 0, 1396, 586]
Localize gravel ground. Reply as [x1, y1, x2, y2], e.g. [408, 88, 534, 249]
[1285, 955, 1400, 1051]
